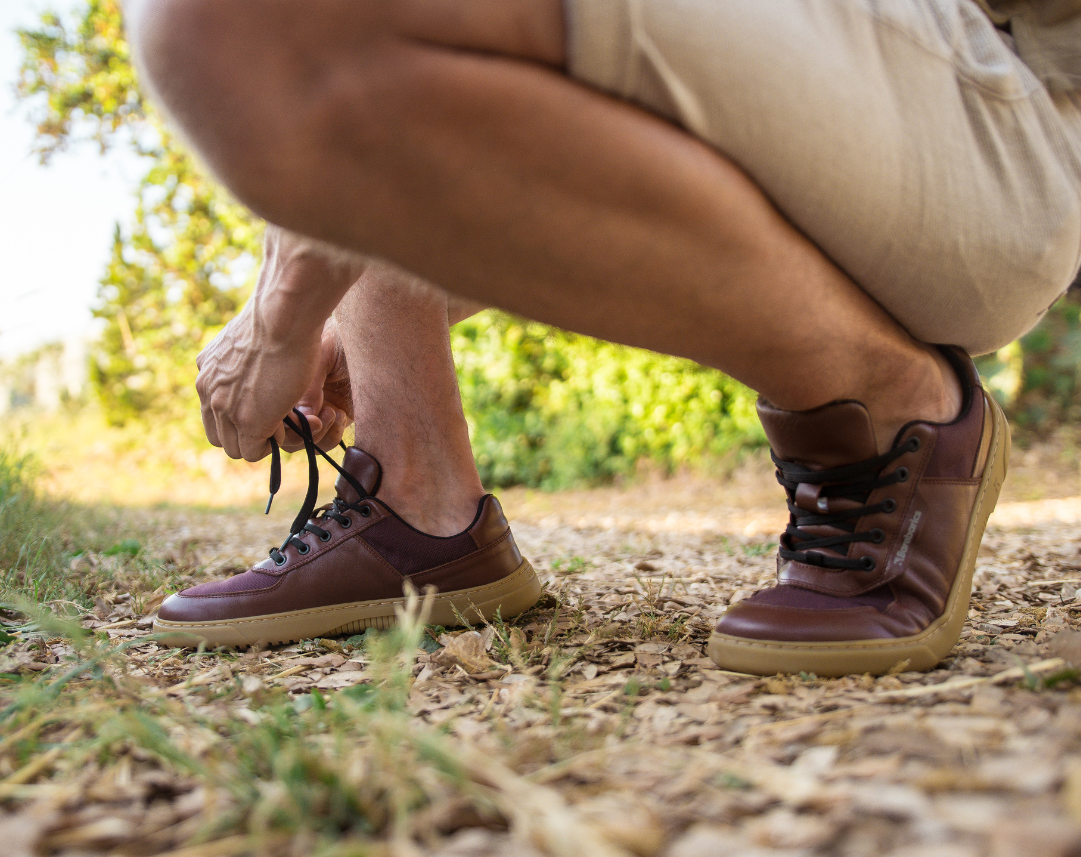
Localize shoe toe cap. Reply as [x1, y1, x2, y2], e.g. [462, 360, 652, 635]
[155, 570, 281, 623]
[715, 599, 894, 643]
[155, 592, 203, 623]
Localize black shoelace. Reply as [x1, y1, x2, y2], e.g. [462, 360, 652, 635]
[264, 409, 373, 567]
[774, 435, 921, 572]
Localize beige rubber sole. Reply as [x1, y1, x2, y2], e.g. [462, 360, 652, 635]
[707, 396, 1011, 678]
[152, 559, 542, 648]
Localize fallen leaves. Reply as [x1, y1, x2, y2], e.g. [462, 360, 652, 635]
[432, 631, 494, 675]
[8, 453, 1081, 854]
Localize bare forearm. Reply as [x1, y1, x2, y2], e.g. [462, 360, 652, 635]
[252, 226, 370, 346]
[193, 226, 370, 460]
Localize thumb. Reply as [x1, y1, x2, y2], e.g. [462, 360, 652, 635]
[295, 332, 337, 415]
[295, 369, 326, 417]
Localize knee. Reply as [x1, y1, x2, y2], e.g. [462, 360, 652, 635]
[127, 0, 397, 223]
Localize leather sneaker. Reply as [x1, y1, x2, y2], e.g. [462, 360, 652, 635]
[153, 445, 542, 648]
[708, 348, 1010, 677]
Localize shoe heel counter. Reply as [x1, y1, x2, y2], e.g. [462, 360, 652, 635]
[923, 386, 988, 479]
[470, 494, 512, 547]
[972, 395, 994, 478]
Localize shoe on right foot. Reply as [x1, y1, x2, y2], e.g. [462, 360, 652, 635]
[708, 347, 1009, 677]
[153, 446, 541, 648]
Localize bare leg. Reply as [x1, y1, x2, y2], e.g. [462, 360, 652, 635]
[335, 262, 483, 536]
[129, 0, 960, 453]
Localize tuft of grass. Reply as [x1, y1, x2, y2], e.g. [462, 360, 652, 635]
[0, 442, 160, 614]
[0, 440, 167, 613]
[0, 592, 626, 857]
[550, 555, 592, 575]
[0, 443, 77, 608]
[102, 538, 142, 557]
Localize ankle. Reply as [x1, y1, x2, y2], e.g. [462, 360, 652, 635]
[373, 462, 484, 536]
[864, 346, 963, 453]
[378, 487, 483, 536]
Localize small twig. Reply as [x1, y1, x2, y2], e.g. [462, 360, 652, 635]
[43, 600, 91, 616]
[93, 618, 139, 631]
[585, 689, 623, 710]
[707, 668, 759, 678]
[152, 666, 230, 696]
[874, 658, 1067, 700]
[527, 747, 614, 785]
[265, 664, 313, 681]
[479, 686, 501, 719]
[0, 782, 78, 801]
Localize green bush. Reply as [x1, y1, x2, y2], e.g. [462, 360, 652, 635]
[452, 312, 765, 488]
[976, 288, 1081, 429]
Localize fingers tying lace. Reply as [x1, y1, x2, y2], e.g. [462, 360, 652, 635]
[264, 409, 371, 566]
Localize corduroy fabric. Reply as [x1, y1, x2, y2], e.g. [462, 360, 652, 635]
[563, 0, 1081, 354]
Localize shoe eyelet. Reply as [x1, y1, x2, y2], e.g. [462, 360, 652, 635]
[870, 528, 885, 544]
[360, 505, 371, 517]
[860, 556, 876, 571]
[908, 437, 921, 452]
[273, 554, 286, 567]
[895, 467, 910, 482]
[883, 498, 897, 513]
[319, 530, 332, 542]
[341, 516, 353, 528]
[297, 543, 310, 555]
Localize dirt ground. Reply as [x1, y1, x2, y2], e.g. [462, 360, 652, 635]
[10, 438, 1081, 856]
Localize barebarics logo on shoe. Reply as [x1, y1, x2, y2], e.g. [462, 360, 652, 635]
[891, 510, 922, 568]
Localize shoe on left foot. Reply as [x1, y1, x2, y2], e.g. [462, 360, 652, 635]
[708, 347, 1009, 677]
[152, 445, 541, 648]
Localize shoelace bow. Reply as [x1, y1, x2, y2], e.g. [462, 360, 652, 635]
[775, 435, 921, 572]
[264, 409, 372, 567]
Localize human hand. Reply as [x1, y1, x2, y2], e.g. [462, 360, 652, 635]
[279, 316, 354, 453]
[195, 302, 325, 461]
[195, 226, 364, 460]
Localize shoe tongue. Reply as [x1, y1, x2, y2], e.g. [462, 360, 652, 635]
[757, 399, 879, 469]
[335, 448, 382, 503]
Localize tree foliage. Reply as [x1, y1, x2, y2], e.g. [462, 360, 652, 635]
[976, 289, 1081, 430]
[27, 0, 1081, 488]
[15, 0, 769, 486]
[17, 0, 261, 425]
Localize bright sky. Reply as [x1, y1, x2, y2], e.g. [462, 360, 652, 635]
[0, 0, 142, 358]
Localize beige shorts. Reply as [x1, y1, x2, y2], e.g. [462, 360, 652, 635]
[563, 0, 1081, 354]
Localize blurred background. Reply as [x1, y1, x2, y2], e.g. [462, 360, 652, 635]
[2, 0, 1081, 511]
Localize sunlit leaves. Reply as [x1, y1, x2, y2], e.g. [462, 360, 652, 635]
[15, 1, 766, 470]
[16, 0, 263, 425]
[17, 0, 142, 160]
[452, 313, 763, 488]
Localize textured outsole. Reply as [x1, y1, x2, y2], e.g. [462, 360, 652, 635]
[152, 559, 542, 648]
[707, 396, 1011, 678]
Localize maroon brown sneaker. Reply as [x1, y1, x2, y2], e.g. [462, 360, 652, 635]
[153, 444, 541, 648]
[708, 348, 1009, 677]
